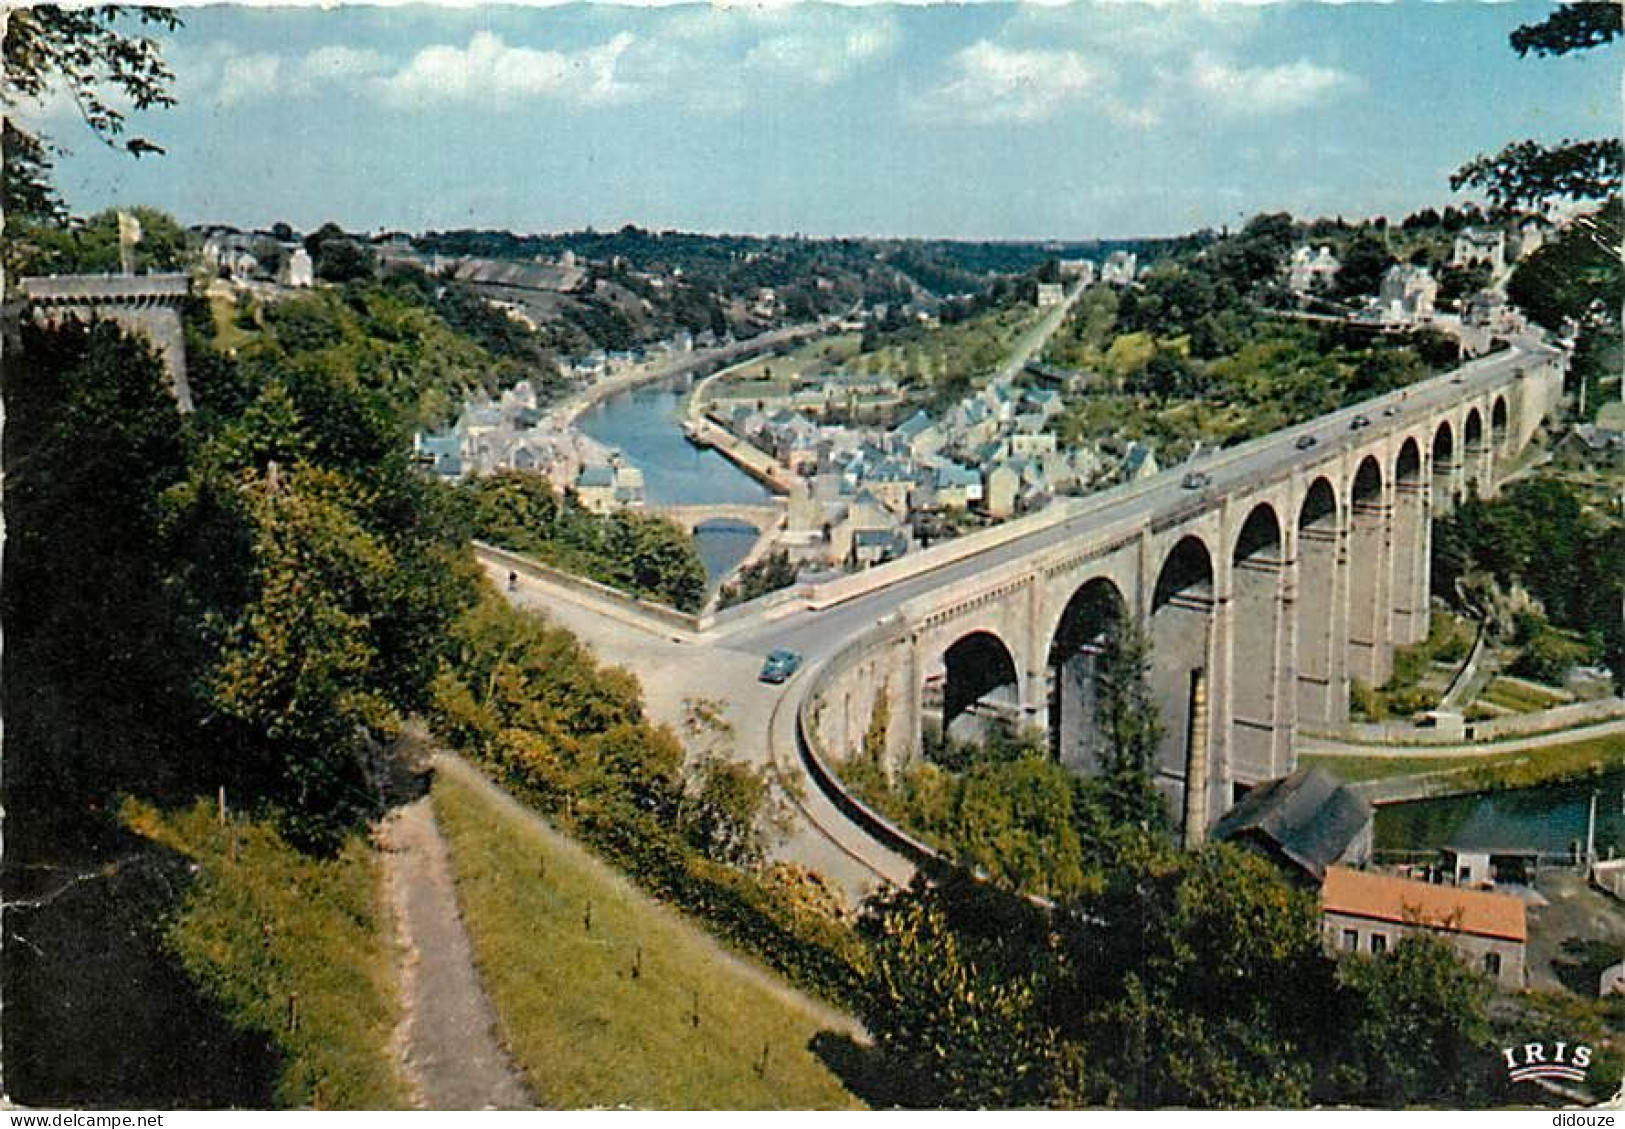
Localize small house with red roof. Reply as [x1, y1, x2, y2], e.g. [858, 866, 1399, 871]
[1320, 866, 1527, 988]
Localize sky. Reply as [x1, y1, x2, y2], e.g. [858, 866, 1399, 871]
[21, 1, 1623, 241]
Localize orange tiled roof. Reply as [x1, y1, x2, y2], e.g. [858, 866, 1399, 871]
[1321, 866, 1526, 943]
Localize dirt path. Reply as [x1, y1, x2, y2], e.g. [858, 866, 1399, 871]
[379, 797, 533, 1110]
[432, 753, 868, 1041]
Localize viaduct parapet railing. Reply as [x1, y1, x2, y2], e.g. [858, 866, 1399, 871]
[19, 273, 194, 412]
[795, 618, 952, 876]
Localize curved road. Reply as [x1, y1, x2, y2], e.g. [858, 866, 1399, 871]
[491, 332, 1562, 903]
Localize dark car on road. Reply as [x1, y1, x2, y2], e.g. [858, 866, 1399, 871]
[759, 648, 802, 684]
[1295, 434, 1318, 450]
[1181, 471, 1211, 490]
[1349, 414, 1371, 430]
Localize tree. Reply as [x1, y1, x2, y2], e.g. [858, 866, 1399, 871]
[1452, 3, 1622, 215]
[2, 6, 179, 164]
[677, 696, 775, 867]
[1505, 198, 1624, 331]
[1090, 620, 1168, 836]
[1334, 933, 1493, 1106]
[1436, 261, 1493, 309]
[204, 464, 400, 840]
[305, 222, 376, 283]
[1059, 843, 1330, 1108]
[2, 6, 180, 276]
[1333, 234, 1395, 301]
[1453, 138, 1622, 216]
[859, 883, 1060, 1108]
[1510, 1, 1622, 57]
[2, 4, 179, 266]
[951, 755, 1087, 899]
[5, 319, 197, 821]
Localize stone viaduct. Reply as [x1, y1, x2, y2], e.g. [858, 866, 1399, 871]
[19, 274, 193, 411]
[804, 337, 1566, 845]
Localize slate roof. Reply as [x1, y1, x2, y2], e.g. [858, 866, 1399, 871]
[1566, 424, 1625, 452]
[1211, 766, 1372, 883]
[577, 465, 615, 489]
[1122, 441, 1155, 476]
[895, 410, 937, 441]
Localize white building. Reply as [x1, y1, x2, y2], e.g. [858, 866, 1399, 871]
[1287, 246, 1341, 295]
[1101, 251, 1139, 286]
[1452, 228, 1506, 277]
[282, 247, 314, 288]
[1377, 264, 1439, 325]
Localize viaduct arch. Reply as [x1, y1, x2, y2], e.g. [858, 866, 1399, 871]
[803, 337, 1567, 846]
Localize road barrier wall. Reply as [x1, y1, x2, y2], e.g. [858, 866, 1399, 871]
[794, 622, 949, 875]
[474, 541, 708, 635]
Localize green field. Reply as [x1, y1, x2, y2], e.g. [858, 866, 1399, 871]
[430, 765, 864, 1109]
[854, 305, 1041, 390]
[124, 800, 412, 1109]
[1303, 731, 1625, 789]
[724, 331, 863, 384]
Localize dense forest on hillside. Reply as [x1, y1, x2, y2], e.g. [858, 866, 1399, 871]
[1433, 478, 1625, 686]
[411, 225, 1170, 296]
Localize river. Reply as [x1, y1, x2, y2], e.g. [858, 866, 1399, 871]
[1375, 769, 1625, 857]
[574, 372, 772, 584]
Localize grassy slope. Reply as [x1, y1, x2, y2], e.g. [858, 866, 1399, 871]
[1479, 678, 1567, 714]
[123, 800, 412, 1109]
[430, 766, 862, 1110]
[1303, 732, 1625, 787]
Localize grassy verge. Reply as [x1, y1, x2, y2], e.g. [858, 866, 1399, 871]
[1478, 677, 1568, 714]
[122, 799, 411, 1109]
[430, 766, 863, 1109]
[1303, 732, 1625, 789]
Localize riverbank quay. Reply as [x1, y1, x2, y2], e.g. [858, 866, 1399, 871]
[556, 321, 831, 429]
[683, 415, 797, 494]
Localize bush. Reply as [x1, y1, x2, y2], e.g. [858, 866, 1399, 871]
[1512, 627, 1591, 685]
[1350, 679, 1384, 721]
[465, 471, 707, 611]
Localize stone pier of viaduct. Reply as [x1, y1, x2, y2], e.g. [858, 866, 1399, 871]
[805, 338, 1566, 844]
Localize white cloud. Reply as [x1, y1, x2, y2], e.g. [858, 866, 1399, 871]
[216, 54, 283, 107]
[299, 46, 388, 85]
[622, 7, 898, 109]
[743, 18, 898, 85]
[375, 31, 637, 109]
[174, 41, 387, 106]
[920, 41, 1107, 125]
[1186, 53, 1355, 115]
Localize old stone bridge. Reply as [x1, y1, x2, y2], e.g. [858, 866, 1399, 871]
[647, 503, 784, 534]
[797, 334, 1566, 845]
